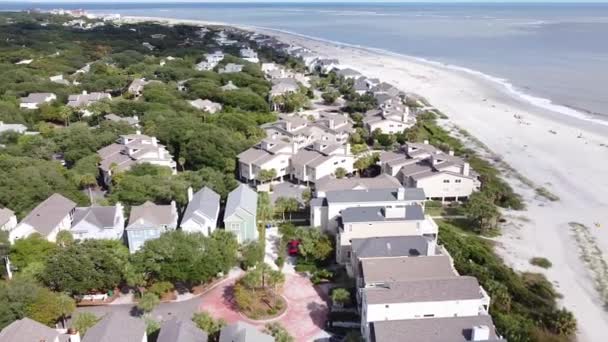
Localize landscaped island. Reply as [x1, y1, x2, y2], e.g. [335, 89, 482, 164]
[0, 10, 577, 342]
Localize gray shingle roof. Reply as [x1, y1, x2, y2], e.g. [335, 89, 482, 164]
[157, 318, 208, 342]
[341, 205, 425, 223]
[0, 317, 61, 342]
[219, 322, 274, 342]
[82, 313, 146, 342]
[351, 236, 430, 258]
[315, 174, 401, 195]
[0, 207, 15, 226]
[182, 187, 220, 226]
[325, 188, 426, 203]
[361, 255, 456, 285]
[127, 201, 177, 230]
[20, 92, 55, 104]
[370, 316, 504, 342]
[364, 276, 483, 304]
[224, 184, 257, 219]
[19, 193, 76, 236]
[72, 206, 119, 230]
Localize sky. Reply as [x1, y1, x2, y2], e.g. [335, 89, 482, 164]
[5, 0, 608, 3]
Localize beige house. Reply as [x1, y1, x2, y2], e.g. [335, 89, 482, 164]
[336, 204, 439, 265]
[290, 142, 354, 184]
[97, 131, 176, 185]
[363, 102, 415, 135]
[262, 113, 353, 147]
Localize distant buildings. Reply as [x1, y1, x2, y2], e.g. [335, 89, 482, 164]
[189, 99, 223, 113]
[67, 91, 111, 117]
[0, 121, 27, 135]
[240, 47, 259, 63]
[219, 63, 244, 74]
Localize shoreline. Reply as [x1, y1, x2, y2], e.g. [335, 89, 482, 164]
[120, 15, 608, 341]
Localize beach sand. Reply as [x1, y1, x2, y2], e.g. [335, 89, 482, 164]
[125, 16, 608, 341]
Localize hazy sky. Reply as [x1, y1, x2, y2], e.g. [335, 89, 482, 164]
[6, 0, 608, 3]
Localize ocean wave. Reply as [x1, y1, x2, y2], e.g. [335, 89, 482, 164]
[250, 25, 607, 127]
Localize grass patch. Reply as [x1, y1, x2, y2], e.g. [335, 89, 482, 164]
[535, 187, 560, 202]
[530, 257, 553, 269]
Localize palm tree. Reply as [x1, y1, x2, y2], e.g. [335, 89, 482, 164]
[57, 293, 76, 328]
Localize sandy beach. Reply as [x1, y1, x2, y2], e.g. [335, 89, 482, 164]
[125, 16, 608, 340]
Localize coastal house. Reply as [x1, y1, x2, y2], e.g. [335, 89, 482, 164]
[363, 103, 415, 134]
[237, 136, 295, 183]
[219, 322, 274, 342]
[358, 255, 457, 290]
[336, 204, 439, 265]
[334, 67, 362, 80]
[219, 63, 244, 74]
[379, 142, 480, 202]
[196, 51, 225, 71]
[353, 76, 370, 95]
[370, 316, 505, 342]
[125, 201, 178, 253]
[181, 186, 220, 236]
[314, 174, 402, 198]
[189, 99, 223, 113]
[83, 313, 147, 342]
[0, 207, 17, 233]
[349, 235, 438, 279]
[9, 193, 76, 243]
[240, 47, 259, 63]
[372, 82, 402, 98]
[67, 91, 111, 117]
[290, 142, 355, 184]
[223, 184, 258, 244]
[19, 92, 56, 109]
[262, 112, 352, 146]
[0, 121, 27, 135]
[0, 317, 78, 342]
[97, 131, 176, 185]
[312, 58, 340, 74]
[70, 203, 125, 240]
[104, 113, 140, 127]
[49, 74, 70, 85]
[310, 187, 426, 233]
[157, 318, 208, 342]
[220, 81, 239, 91]
[360, 276, 491, 341]
[269, 78, 300, 111]
[127, 78, 150, 97]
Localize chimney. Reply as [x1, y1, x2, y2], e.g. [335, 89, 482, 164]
[423, 139, 429, 145]
[285, 120, 292, 131]
[397, 187, 405, 200]
[384, 206, 404, 219]
[82, 90, 88, 95]
[463, 162, 470, 176]
[116, 201, 124, 214]
[68, 328, 81, 342]
[386, 242, 391, 252]
[135, 130, 141, 135]
[328, 118, 335, 129]
[448, 150, 454, 156]
[151, 137, 157, 146]
[345, 143, 351, 155]
[187, 187, 194, 202]
[471, 325, 490, 341]
[133, 115, 139, 121]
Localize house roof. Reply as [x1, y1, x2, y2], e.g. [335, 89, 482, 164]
[370, 316, 504, 342]
[126, 201, 176, 230]
[0, 317, 62, 342]
[20, 92, 55, 104]
[104, 114, 139, 126]
[219, 322, 274, 342]
[157, 318, 208, 342]
[315, 174, 402, 195]
[0, 207, 15, 226]
[19, 193, 76, 236]
[364, 276, 484, 304]
[182, 187, 220, 226]
[351, 236, 430, 259]
[224, 184, 257, 220]
[325, 188, 426, 204]
[341, 204, 425, 223]
[361, 255, 456, 285]
[82, 313, 146, 342]
[72, 206, 120, 230]
[237, 147, 271, 165]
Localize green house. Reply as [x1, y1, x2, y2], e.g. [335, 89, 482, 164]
[223, 184, 258, 243]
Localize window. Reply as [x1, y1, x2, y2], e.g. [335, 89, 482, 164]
[455, 179, 462, 183]
[385, 305, 390, 308]
[334, 161, 338, 165]
[423, 314, 435, 318]
[443, 179, 450, 183]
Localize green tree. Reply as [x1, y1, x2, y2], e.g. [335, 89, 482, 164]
[144, 317, 161, 337]
[464, 192, 499, 234]
[192, 311, 226, 342]
[298, 228, 333, 262]
[147, 281, 174, 298]
[264, 322, 294, 342]
[26, 288, 66, 327]
[257, 192, 273, 225]
[55, 230, 74, 247]
[137, 292, 160, 315]
[56, 293, 76, 328]
[257, 168, 277, 184]
[71, 312, 100, 336]
[321, 90, 340, 105]
[301, 188, 312, 207]
[9, 235, 57, 270]
[334, 167, 347, 179]
[241, 241, 264, 269]
[274, 197, 299, 221]
[331, 288, 351, 306]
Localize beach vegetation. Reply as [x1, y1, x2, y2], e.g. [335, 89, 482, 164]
[530, 257, 553, 269]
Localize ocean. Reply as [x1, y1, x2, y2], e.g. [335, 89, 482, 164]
[3, 2, 608, 119]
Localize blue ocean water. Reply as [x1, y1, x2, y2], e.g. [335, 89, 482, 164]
[3, 2, 608, 117]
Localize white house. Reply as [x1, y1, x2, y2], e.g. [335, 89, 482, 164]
[237, 136, 295, 183]
[336, 204, 439, 265]
[310, 187, 427, 234]
[196, 51, 224, 71]
[10, 193, 76, 243]
[219, 63, 244, 74]
[0, 208, 17, 233]
[360, 276, 491, 341]
[67, 91, 111, 117]
[363, 105, 415, 135]
[240, 47, 259, 63]
[97, 131, 177, 185]
[70, 203, 125, 240]
[290, 142, 355, 184]
[314, 174, 402, 198]
[0, 121, 28, 135]
[19, 93, 56, 109]
[181, 186, 220, 236]
[189, 99, 223, 113]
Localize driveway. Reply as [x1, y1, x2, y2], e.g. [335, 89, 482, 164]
[199, 273, 329, 342]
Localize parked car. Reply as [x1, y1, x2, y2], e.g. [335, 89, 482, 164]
[287, 240, 300, 256]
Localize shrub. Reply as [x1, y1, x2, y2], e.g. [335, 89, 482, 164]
[530, 257, 553, 269]
[275, 256, 285, 269]
[148, 281, 174, 297]
[331, 288, 351, 306]
[312, 269, 333, 284]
